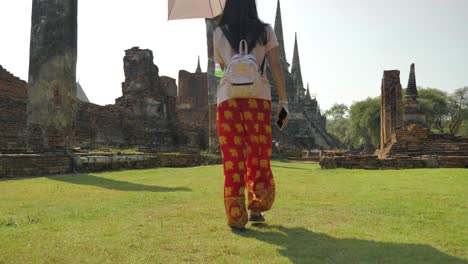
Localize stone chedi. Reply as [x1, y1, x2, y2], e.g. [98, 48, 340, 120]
[403, 63, 426, 125]
[268, 0, 338, 149]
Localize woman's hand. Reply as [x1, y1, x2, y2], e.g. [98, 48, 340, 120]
[276, 101, 289, 130]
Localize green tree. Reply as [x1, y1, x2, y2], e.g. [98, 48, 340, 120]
[458, 120, 468, 137]
[325, 104, 350, 145]
[416, 88, 449, 132]
[348, 97, 381, 148]
[446, 87, 468, 135]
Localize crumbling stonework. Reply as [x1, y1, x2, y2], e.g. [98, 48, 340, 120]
[0, 154, 72, 178]
[1, 47, 187, 154]
[320, 152, 468, 170]
[74, 47, 178, 150]
[28, 0, 78, 151]
[0, 65, 28, 153]
[176, 60, 209, 151]
[377, 64, 467, 159]
[379, 124, 468, 158]
[0, 153, 221, 179]
[380, 70, 403, 149]
[178, 69, 208, 108]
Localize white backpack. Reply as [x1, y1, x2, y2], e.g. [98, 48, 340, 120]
[225, 39, 265, 98]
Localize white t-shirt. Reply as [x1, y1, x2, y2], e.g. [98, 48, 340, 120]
[213, 25, 279, 104]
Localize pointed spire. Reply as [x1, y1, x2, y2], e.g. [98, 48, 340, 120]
[274, 0, 288, 66]
[406, 63, 418, 97]
[306, 83, 311, 100]
[196, 56, 202, 73]
[291, 32, 304, 90]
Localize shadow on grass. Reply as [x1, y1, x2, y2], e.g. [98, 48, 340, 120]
[47, 174, 191, 193]
[240, 225, 467, 264]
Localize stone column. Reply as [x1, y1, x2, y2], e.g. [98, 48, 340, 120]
[205, 18, 220, 153]
[27, 0, 78, 152]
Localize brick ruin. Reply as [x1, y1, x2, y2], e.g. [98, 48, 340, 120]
[0, 48, 212, 177]
[1, 46, 209, 153]
[74, 47, 180, 150]
[378, 63, 468, 159]
[176, 57, 209, 150]
[380, 70, 403, 150]
[0, 0, 213, 178]
[321, 64, 468, 169]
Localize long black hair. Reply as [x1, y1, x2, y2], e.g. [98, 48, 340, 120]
[219, 0, 269, 52]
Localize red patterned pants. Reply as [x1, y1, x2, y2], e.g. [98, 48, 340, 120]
[217, 98, 275, 228]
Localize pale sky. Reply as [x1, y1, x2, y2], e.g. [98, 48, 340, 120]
[0, 0, 467, 111]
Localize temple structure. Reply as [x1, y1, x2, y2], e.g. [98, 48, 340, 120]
[403, 63, 426, 125]
[268, 0, 338, 149]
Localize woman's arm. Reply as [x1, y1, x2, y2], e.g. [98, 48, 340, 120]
[267, 46, 289, 129]
[267, 47, 287, 104]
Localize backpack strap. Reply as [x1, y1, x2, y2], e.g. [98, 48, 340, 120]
[260, 56, 266, 76]
[239, 40, 248, 55]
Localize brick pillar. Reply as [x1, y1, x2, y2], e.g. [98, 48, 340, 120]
[205, 18, 220, 153]
[27, 0, 78, 152]
[380, 70, 403, 149]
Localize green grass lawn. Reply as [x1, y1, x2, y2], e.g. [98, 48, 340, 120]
[0, 161, 467, 264]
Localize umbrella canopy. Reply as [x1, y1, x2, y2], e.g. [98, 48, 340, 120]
[168, 0, 225, 20]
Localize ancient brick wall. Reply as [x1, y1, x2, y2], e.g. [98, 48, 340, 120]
[175, 108, 208, 150]
[73, 102, 125, 148]
[177, 70, 208, 108]
[0, 154, 72, 178]
[378, 124, 468, 158]
[74, 101, 176, 150]
[320, 153, 468, 169]
[0, 65, 28, 153]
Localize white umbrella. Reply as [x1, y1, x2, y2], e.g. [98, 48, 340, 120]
[168, 0, 225, 20]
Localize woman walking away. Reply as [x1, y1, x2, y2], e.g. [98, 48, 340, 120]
[214, 0, 289, 230]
